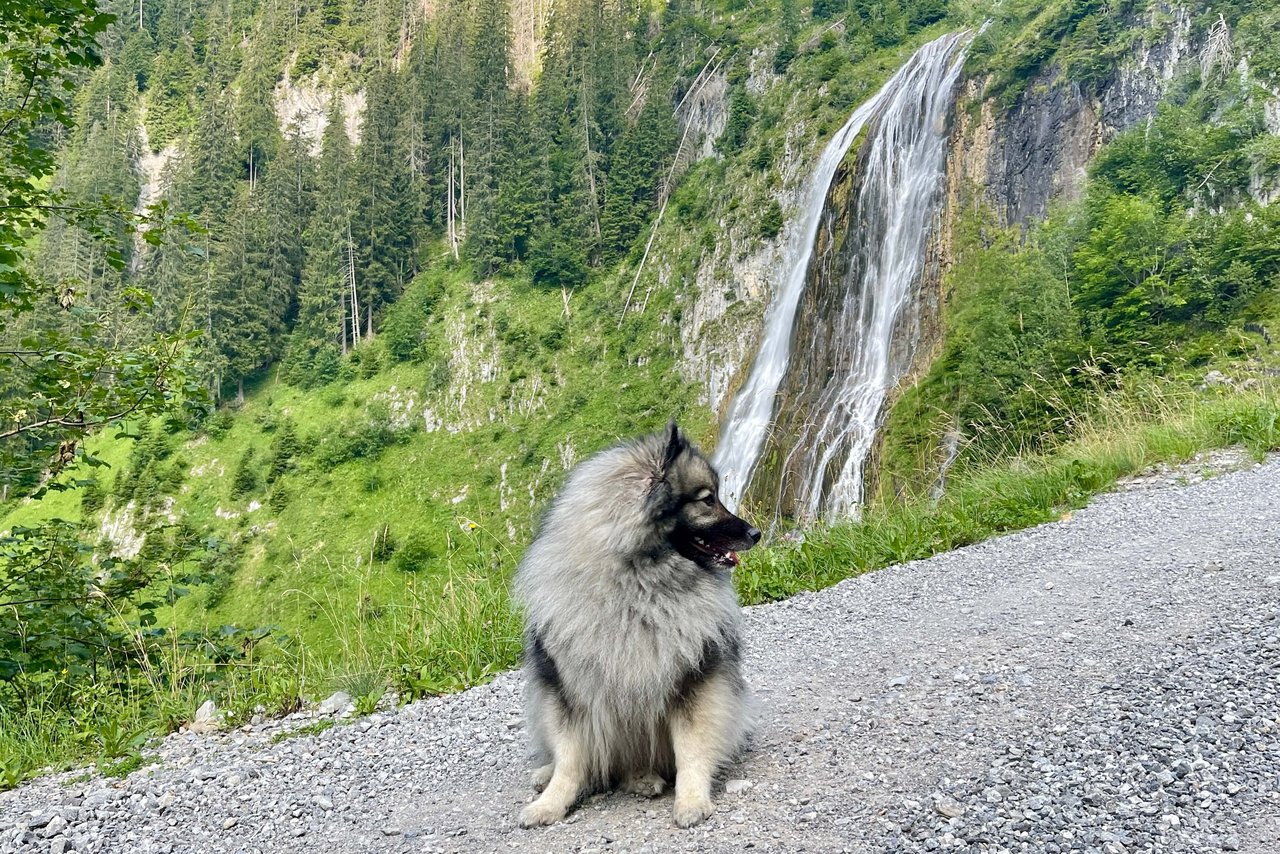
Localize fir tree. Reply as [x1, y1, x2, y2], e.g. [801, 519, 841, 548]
[463, 0, 511, 275]
[599, 93, 678, 263]
[289, 98, 354, 380]
[352, 70, 417, 319]
[494, 90, 545, 263]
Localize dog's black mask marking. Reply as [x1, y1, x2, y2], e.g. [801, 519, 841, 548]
[671, 499, 761, 571]
[651, 420, 761, 572]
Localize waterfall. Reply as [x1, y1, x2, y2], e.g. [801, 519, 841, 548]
[712, 31, 970, 521]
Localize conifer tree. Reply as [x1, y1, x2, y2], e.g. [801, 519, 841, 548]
[494, 90, 545, 264]
[237, 49, 282, 190]
[464, 0, 511, 275]
[599, 93, 677, 263]
[289, 99, 354, 380]
[351, 70, 417, 318]
[257, 127, 315, 348]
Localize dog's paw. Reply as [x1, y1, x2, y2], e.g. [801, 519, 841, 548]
[518, 798, 567, 828]
[672, 794, 714, 828]
[621, 772, 667, 798]
[530, 763, 554, 793]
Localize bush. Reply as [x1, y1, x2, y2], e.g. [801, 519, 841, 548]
[268, 483, 290, 512]
[393, 531, 437, 572]
[758, 199, 784, 240]
[231, 448, 259, 497]
[304, 345, 341, 388]
[266, 420, 302, 483]
[355, 344, 381, 378]
[204, 409, 235, 440]
[773, 41, 796, 74]
[371, 524, 397, 562]
[80, 479, 105, 515]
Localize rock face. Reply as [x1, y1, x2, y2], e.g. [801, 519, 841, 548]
[735, 33, 970, 521]
[963, 5, 1195, 227]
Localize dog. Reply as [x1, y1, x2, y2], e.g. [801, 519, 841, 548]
[514, 420, 761, 828]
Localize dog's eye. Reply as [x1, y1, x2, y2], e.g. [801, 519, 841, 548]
[702, 493, 716, 506]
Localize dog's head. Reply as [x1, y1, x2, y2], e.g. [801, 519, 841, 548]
[647, 420, 761, 571]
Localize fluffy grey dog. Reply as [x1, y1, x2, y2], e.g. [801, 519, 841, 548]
[514, 421, 761, 828]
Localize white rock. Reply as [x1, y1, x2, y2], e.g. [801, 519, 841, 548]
[724, 779, 754, 795]
[318, 691, 353, 715]
[189, 700, 220, 734]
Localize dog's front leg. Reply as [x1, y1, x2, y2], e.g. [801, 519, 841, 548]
[519, 715, 586, 827]
[671, 671, 737, 828]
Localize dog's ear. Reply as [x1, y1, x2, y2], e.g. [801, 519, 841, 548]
[660, 419, 685, 475]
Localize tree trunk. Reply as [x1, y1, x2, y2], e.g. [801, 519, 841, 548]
[341, 289, 348, 354]
[236, 377, 245, 406]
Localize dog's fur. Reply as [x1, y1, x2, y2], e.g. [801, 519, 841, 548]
[514, 421, 761, 828]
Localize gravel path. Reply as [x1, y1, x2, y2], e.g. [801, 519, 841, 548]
[4, 456, 1279, 854]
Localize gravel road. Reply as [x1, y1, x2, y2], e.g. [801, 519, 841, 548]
[4, 456, 1279, 854]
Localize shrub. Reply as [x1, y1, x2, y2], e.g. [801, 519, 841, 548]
[758, 199, 784, 240]
[371, 524, 397, 562]
[268, 483, 290, 513]
[394, 531, 437, 572]
[204, 409, 235, 440]
[266, 420, 301, 483]
[231, 448, 258, 497]
[80, 479, 105, 515]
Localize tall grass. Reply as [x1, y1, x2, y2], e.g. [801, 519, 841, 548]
[736, 381, 1280, 604]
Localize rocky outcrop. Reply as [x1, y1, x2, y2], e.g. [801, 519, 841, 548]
[273, 72, 365, 151]
[965, 5, 1196, 226]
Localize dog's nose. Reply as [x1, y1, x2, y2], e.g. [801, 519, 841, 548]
[747, 527, 762, 544]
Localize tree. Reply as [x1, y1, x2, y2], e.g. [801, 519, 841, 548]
[464, 0, 512, 274]
[598, 93, 678, 262]
[351, 70, 417, 319]
[1, 0, 201, 493]
[289, 98, 353, 381]
[494, 91, 546, 264]
[0, 0, 205, 697]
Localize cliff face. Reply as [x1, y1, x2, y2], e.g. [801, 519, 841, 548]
[967, 6, 1195, 227]
[685, 6, 1225, 519]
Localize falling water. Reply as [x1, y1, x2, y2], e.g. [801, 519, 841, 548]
[712, 31, 970, 521]
[711, 73, 891, 511]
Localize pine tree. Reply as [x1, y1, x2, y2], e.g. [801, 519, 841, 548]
[256, 127, 315, 355]
[494, 90, 545, 263]
[288, 98, 354, 382]
[463, 0, 511, 275]
[237, 49, 282, 191]
[351, 70, 417, 318]
[599, 92, 678, 263]
[528, 10, 596, 287]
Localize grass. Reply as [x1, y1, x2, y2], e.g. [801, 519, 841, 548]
[271, 719, 334, 744]
[736, 381, 1280, 604]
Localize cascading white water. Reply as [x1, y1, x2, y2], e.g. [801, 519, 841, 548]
[711, 79, 891, 511]
[712, 31, 970, 520]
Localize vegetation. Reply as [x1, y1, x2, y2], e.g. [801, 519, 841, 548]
[874, 55, 1280, 500]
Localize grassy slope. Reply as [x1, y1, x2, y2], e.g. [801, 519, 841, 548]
[2, 12, 967, 683]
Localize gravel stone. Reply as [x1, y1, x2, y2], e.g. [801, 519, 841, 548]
[317, 693, 351, 716]
[2, 456, 1279, 852]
